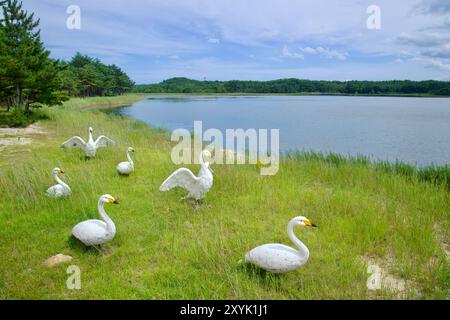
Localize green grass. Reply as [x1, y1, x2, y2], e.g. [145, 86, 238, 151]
[0, 96, 448, 299]
[287, 151, 450, 189]
[60, 94, 147, 110]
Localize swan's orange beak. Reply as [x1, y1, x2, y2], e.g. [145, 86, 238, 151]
[305, 220, 318, 228]
[107, 197, 119, 205]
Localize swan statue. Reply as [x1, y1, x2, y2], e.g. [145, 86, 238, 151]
[244, 216, 317, 273]
[72, 194, 119, 246]
[61, 127, 115, 158]
[46, 168, 71, 198]
[117, 147, 135, 175]
[159, 150, 213, 201]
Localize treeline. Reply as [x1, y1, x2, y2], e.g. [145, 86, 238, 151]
[134, 77, 450, 96]
[0, 0, 133, 117]
[59, 53, 134, 97]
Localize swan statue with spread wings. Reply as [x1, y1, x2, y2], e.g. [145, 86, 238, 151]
[61, 127, 114, 158]
[159, 150, 213, 201]
[244, 216, 318, 273]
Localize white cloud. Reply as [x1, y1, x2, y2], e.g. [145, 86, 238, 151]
[397, 32, 450, 47]
[427, 59, 450, 71]
[299, 46, 349, 60]
[420, 44, 450, 58]
[22, 0, 450, 81]
[411, 57, 450, 71]
[208, 38, 220, 44]
[415, 0, 450, 15]
[281, 46, 304, 59]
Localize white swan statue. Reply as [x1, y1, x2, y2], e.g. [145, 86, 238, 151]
[159, 150, 213, 201]
[72, 194, 119, 246]
[116, 147, 135, 175]
[244, 216, 317, 273]
[46, 168, 71, 198]
[61, 127, 114, 158]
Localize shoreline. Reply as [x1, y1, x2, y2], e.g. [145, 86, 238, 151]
[133, 92, 450, 98]
[61, 94, 147, 110]
[94, 96, 450, 188]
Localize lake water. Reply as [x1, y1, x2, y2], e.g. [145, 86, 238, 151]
[115, 95, 450, 166]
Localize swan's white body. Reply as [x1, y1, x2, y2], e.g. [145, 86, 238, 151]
[159, 150, 213, 200]
[117, 147, 134, 175]
[46, 168, 71, 198]
[245, 216, 317, 273]
[61, 127, 114, 158]
[72, 194, 119, 246]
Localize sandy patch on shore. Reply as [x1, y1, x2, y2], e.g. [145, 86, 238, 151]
[362, 256, 419, 299]
[0, 124, 45, 151]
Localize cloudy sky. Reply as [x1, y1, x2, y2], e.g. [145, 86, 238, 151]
[23, 0, 450, 83]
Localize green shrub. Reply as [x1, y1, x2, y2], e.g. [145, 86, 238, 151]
[0, 109, 50, 128]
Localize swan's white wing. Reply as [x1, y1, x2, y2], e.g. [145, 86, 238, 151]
[117, 162, 133, 175]
[46, 184, 65, 198]
[61, 136, 86, 149]
[72, 220, 109, 246]
[160, 168, 200, 192]
[245, 244, 303, 273]
[94, 135, 115, 148]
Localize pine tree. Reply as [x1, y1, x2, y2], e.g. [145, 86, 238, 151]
[0, 27, 14, 110]
[0, 0, 67, 113]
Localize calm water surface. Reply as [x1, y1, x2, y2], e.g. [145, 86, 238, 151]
[115, 95, 450, 166]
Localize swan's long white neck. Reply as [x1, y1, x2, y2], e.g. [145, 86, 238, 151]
[53, 172, 70, 190]
[127, 150, 134, 168]
[88, 129, 94, 143]
[287, 220, 309, 262]
[199, 153, 212, 177]
[98, 200, 116, 234]
[199, 162, 212, 178]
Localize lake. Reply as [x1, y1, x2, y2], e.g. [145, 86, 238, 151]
[114, 95, 450, 167]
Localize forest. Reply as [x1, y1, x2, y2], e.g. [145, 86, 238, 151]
[0, 0, 134, 125]
[134, 77, 450, 96]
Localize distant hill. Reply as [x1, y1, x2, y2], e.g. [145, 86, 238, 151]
[133, 77, 450, 96]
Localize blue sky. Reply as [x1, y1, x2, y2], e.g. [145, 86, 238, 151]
[23, 0, 450, 83]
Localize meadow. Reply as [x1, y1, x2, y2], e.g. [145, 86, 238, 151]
[0, 96, 448, 299]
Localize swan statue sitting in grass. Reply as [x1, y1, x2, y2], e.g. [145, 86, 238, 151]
[61, 127, 114, 158]
[46, 168, 71, 198]
[72, 194, 119, 246]
[244, 216, 317, 273]
[159, 150, 213, 201]
[117, 147, 135, 175]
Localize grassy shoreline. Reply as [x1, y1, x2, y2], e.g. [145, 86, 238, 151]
[61, 94, 147, 110]
[0, 95, 448, 299]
